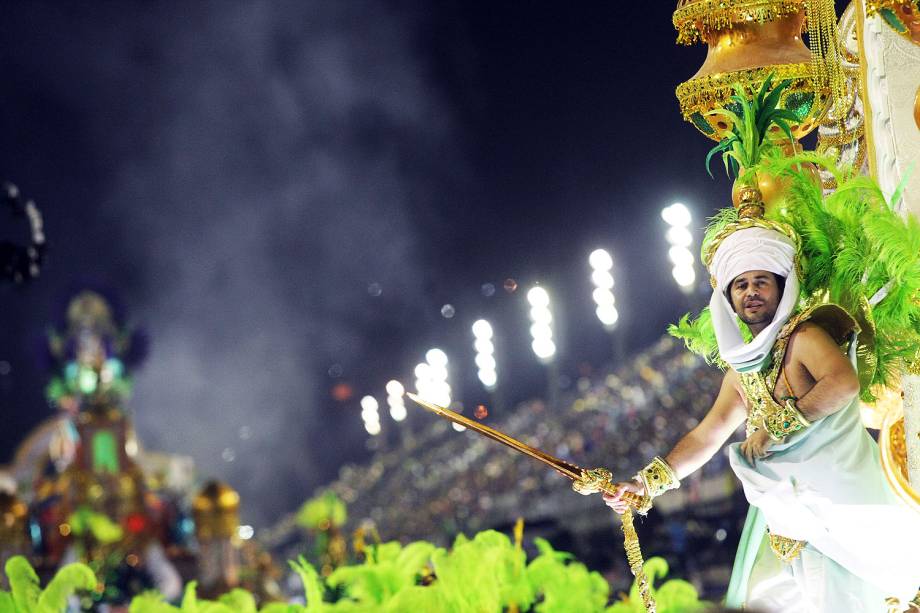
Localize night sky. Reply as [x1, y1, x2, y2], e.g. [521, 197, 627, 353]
[0, 1, 823, 525]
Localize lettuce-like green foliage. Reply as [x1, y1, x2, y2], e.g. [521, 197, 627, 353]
[527, 538, 609, 613]
[427, 530, 533, 613]
[3, 555, 96, 613]
[128, 590, 179, 613]
[327, 540, 438, 606]
[218, 588, 259, 613]
[606, 557, 708, 613]
[69, 506, 125, 544]
[120, 531, 709, 613]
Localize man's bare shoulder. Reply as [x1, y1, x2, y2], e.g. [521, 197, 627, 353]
[788, 320, 839, 355]
[722, 368, 743, 396]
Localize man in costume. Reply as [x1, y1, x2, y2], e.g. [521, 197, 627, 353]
[603, 217, 920, 611]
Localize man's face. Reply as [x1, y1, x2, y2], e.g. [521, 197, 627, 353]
[728, 270, 782, 327]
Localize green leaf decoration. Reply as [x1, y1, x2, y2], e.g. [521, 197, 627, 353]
[124, 530, 711, 613]
[69, 507, 125, 544]
[703, 73, 795, 180]
[218, 589, 258, 613]
[258, 604, 302, 613]
[6, 555, 41, 612]
[288, 557, 327, 611]
[527, 539, 609, 613]
[0, 592, 15, 612]
[3, 556, 97, 613]
[128, 590, 180, 613]
[180, 580, 200, 612]
[689, 112, 715, 135]
[296, 491, 348, 530]
[607, 557, 708, 613]
[36, 563, 97, 612]
[880, 7, 908, 32]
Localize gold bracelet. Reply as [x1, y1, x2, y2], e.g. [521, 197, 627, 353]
[763, 399, 810, 441]
[636, 456, 681, 500]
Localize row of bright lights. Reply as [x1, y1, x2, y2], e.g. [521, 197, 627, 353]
[527, 287, 556, 361]
[661, 203, 696, 290]
[472, 319, 497, 389]
[360, 394, 382, 436]
[361, 380, 408, 436]
[589, 249, 619, 328]
[415, 348, 451, 408]
[362, 207, 695, 435]
[386, 380, 407, 422]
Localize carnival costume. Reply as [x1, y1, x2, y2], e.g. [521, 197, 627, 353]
[646, 67, 920, 609]
[708, 222, 920, 611]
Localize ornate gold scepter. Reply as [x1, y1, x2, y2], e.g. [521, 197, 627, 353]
[407, 393, 657, 613]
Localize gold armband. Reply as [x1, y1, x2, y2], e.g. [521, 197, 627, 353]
[763, 399, 810, 441]
[636, 456, 680, 500]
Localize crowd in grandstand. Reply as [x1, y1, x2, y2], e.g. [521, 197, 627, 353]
[267, 336, 749, 597]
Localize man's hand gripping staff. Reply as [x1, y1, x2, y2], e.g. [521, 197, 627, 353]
[407, 393, 661, 613]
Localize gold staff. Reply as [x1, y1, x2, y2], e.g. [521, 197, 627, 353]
[407, 393, 657, 613]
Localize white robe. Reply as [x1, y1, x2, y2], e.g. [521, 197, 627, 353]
[728, 345, 920, 611]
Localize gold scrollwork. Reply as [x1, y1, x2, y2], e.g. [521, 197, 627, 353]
[769, 532, 807, 562]
[673, 0, 806, 45]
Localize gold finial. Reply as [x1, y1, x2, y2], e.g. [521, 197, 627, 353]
[737, 185, 765, 219]
[193, 480, 240, 540]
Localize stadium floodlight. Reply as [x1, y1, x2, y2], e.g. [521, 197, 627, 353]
[385, 379, 407, 422]
[472, 319, 497, 390]
[415, 348, 451, 409]
[360, 395, 381, 435]
[527, 286, 556, 362]
[662, 203, 696, 292]
[589, 248, 619, 330]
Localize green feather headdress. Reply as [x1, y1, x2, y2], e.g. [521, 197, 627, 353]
[669, 75, 920, 401]
[670, 154, 918, 401]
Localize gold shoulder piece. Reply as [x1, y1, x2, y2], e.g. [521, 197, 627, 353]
[801, 303, 860, 344]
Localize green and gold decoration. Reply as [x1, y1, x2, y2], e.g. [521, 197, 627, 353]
[126, 528, 710, 613]
[671, 74, 920, 409]
[673, 0, 844, 141]
[866, 0, 920, 43]
[296, 491, 348, 575]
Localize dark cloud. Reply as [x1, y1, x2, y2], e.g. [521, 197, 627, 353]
[1, 1, 458, 525]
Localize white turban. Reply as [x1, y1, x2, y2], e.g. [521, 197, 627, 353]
[709, 226, 799, 373]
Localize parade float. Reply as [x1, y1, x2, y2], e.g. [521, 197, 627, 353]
[2, 1, 920, 610]
[0, 291, 281, 609]
[671, 0, 920, 517]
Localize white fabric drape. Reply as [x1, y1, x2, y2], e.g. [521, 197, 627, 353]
[709, 227, 799, 372]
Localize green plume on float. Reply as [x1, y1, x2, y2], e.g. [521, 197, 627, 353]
[608, 556, 707, 613]
[296, 491, 348, 531]
[123, 528, 709, 613]
[704, 73, 799, 183]
[1, 556, 96, 613]
[671, 143, 920, 401]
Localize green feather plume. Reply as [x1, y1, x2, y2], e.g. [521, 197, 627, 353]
[668, 309, 720, 367]
[680, 145, 920, 399]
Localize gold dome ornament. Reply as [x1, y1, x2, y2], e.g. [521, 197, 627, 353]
[674, 0, 844, 141]
[193, 480, 241, 540]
